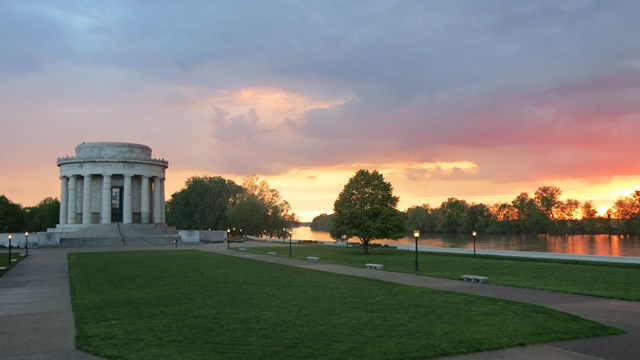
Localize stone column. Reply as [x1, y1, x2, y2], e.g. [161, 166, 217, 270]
[161, 177, 166, 223]
[153, 176, 162, 224]
[123, 175, 133, 224]
[59, 176, 68, 225]
[101, 174, 112, 224]
[67, 175, 77, 224]
[82, 174, 92, 225]
[140, 176, 150, 224]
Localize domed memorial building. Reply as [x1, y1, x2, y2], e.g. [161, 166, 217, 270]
[57, 142, 168, 229]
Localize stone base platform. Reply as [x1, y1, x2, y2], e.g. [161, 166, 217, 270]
[48, 223, 181, 248]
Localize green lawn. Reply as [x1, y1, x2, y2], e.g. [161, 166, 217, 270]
[244, 245, 640, 301]
[0, 251, 25, 277]
[69, 250, 620, 360]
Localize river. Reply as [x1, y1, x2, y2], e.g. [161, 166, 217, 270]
[292, 226, 640, 257]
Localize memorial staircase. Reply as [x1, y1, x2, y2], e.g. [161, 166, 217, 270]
[56, 223, 180, 248]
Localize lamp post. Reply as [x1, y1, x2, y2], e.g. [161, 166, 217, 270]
[283, 228, 286, 243]
[472, 230, 477, 256]
[7, 233, 12, 264]
[341, 234, 347, 248]
[413, 230, 420, 274]
[227, 228, 231, 250]
[288, 230, 292, 258]
[25, 231, 29, 256]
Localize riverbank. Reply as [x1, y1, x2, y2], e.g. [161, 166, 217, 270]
[290, 226, 640, 258]
[248, 235, 640, 264]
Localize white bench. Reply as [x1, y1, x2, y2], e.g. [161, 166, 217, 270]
[238, 248, 247, 251]
[366, 263, 384, 270]
[461, 275, 489, 283]
[20, 254, 26, 257]
[10, 259, 17, 263]
[0, 267, 6, 271]
[267, 252, 278, 256]
[307, 256, 320, 262]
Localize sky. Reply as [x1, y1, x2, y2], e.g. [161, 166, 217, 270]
[1, 0, 640, 222]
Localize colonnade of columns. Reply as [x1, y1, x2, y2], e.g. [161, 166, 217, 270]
[58, 173, 165, 226]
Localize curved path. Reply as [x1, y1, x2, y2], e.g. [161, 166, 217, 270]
[1, 244, 639, 359]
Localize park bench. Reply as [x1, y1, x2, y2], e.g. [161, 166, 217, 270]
[366, 263, 384, 270]
[0, 267, 6, 271]
[10, 259, 17, 263]
[461, 275, 489, 283]
[307, 256, 320, 262]
[267, 252, 278, 256]
[238, 248, 247, 251]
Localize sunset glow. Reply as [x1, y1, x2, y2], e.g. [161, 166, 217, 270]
[1, 2, 640, 222]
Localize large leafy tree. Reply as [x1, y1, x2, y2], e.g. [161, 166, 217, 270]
[228, 175, 298, 237]
[25, 197, 60, 232]
[433, 198, 469, 233]
[534, 186, 562, 220]
[0, 195, 25, 232]
[227, 196, 268, 236]
[331, 169, 406, 254]
[166, 176, 245, 230]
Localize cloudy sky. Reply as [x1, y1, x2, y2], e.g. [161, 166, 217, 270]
[2, 0, 640, 221]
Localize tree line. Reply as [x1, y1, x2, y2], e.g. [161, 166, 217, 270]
[313, 186, 640, 236]
[0, 195, 60, 233]
[166, 175, 299, 237]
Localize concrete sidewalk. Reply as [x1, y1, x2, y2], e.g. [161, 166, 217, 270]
[1, 244, 639, 359]
[0, 249, 103, 360]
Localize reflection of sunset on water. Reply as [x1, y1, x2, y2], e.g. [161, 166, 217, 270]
[292, 227, 640, 257]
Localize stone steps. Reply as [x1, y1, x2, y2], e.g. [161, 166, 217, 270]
[58, 237, 124, 248]
[57, 223, 182, 248]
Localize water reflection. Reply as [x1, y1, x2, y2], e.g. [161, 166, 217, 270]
[292, 227, 640, 257]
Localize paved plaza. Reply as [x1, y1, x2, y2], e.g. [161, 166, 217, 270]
[1, 243, 639, 359]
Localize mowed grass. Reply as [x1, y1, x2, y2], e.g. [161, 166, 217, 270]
[0, 252, 24, 278]
[245, 245, 640, 301]
[69, 250, 620, 360]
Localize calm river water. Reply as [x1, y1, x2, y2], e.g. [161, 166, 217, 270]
[292, 226, 640, 257]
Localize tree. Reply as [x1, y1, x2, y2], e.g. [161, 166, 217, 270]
[25, 197, 60, 232]
[534, 186, 562, 220]
[465, 203, 492, 233]
[0, 195, 25, 232]
[511, 192, 547, 234]
[310, 213, 333, 231]
[234, 175, 299, 237]
[330, 169, 406, 254]
[227, 196, 268, 236]
[581, 201, 598, 219]
[608, 192, 640, 235]
[166, 176, 245, 230]
[580, 200, 601, 234]
[433, 198, 469, 233]
[405, 204, 433, 233]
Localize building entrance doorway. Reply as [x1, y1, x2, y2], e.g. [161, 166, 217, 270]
[111, 187, 123, 222]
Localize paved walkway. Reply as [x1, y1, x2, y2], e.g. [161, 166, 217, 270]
[0, 248, 102, 360]
[1, 244, 639, 359]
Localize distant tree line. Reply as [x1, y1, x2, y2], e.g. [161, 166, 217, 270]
[312, 186, 640, 236]
[0, 195, 60, 232]
[166, 175, 299, 237]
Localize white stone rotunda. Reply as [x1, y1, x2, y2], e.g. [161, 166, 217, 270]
[57, 142, 168, 230]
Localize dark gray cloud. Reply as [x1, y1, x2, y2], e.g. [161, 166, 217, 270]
[2, 0, 640, 181]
